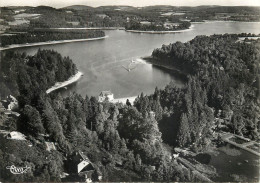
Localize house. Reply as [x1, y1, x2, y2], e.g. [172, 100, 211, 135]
[0, 96, 20, 117]
[4, 111, 20, 117]
[96, 14, 108, 19]
[14, 9, 25, 14]
[66, 151, 94, 174]
[140, 21, 151, 25]
[60, 172, 69, 179]
[67, 21, 80, 26]
[5, 131, 26, 140]
[173, 153, 179, 159]
[45, 142, 56, 151]
[1, 95, 18, 111]
[98, 91, 114, 102]
[163, 22, 180, 29]
[0, 102, 6, 112]
[64, 151, 101, 182]
[149, 111, 155, 118]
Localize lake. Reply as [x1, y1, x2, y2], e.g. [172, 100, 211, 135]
[209, 144, 259, 182]
[14, 21, 260, 99]
[7, 21, 260, 182]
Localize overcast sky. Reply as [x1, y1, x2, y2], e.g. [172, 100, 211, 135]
[1, 0, 260, 8]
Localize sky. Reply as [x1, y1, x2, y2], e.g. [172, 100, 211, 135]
[1, 0, 260, 8]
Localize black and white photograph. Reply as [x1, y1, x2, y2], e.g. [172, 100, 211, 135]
[0, 0, 259, 182]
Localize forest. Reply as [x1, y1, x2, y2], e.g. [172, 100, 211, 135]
[0, 34, 259, 182]
[0, 50, 77, 99]
[0, 30, 105, 47]
[0, 49, 200, 182]
[150, 34, 260, 146]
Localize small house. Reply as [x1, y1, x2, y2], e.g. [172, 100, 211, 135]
[1, 95, 18, 111]
[140, 21, 151, 25]
[45, 142, 56, 151]
[149, 111, 155, 118]
[98, 91, 114, 102]
[96, 14, 108, 19]
[64, 151, 101, 182]
[67, 151, 94, 174]
[5, 131, 26, 140]
[4, 111, 20, 117]
[163, 22, 180, 29]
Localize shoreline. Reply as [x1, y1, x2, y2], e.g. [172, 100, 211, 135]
[125, 25, 194, 34]
[203, 20, 260, 23]
[142, 56, 187, 77]
[48, 27, 125, 30]
[0, 36, 108, 51]
[46, 71, 83, 94]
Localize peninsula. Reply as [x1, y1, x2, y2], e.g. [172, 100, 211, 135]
[0, 36, 108, 51]
[46, 71, 83, 94]
[0, 29, 105, 48]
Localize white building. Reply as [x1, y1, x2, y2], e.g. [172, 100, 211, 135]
[45, 142, 56, 152]
[5, 131, 26, 140]
[1, 95, 18, 111]
[98, 91, 114, 102]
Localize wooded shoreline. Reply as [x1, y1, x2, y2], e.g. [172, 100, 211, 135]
[125, 26, 193, 34]
[0, 36, 108, 51]
[142, 56, 188, 79]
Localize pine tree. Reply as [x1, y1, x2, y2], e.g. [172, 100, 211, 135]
[176, 113, 190, 147]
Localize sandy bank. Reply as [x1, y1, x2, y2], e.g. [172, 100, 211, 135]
[0, 36, 108, 51]
[46, 71, 83, 94]
[49, 27, 125, 30]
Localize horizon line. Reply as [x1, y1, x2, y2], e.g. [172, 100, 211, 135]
[2, 4, 260, 8]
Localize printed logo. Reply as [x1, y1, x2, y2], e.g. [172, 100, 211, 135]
[6, 165, 31, 174]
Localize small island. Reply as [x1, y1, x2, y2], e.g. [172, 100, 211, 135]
[125, 20, 191, 33]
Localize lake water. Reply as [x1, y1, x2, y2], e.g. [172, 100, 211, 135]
[7, 21, 260, 181]
[14, 21, 260, 99]
[209, 144, 259, 182]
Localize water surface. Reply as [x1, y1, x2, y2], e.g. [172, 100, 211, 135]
[209, 144, 259, 182]
[14, 22, 260, 98]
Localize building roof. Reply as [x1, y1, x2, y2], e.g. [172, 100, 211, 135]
[69, 151, 91, 165]
[99, 91, 113, 96]
[78, 151, 89, 161]
[6, 131, 26, 140]
[45, 142, 56, 151]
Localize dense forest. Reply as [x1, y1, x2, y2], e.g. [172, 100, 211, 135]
[0, 30, 105, 47]
[0, 50, 77, 99]
[0, 34, 259, 182]
[148, 34, 260, 146]
[0, 49, 202, 182]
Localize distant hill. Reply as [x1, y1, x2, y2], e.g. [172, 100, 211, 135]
[3, 6, 33, 9]
[95, 6, 138, 11]
[62, 5, 94, 10]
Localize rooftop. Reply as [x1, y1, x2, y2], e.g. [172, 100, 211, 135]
[100, 91, 113, 96]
